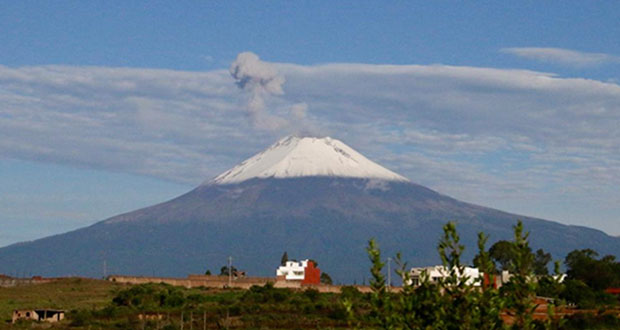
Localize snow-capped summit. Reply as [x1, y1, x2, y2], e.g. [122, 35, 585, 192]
[209, 136, 409, 184]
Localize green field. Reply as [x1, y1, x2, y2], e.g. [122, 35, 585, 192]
[0, 278, 120, 321]
[3, 277, 619, 329]
[0, 278, 360, 329]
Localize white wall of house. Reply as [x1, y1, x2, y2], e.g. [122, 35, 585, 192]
[409, 266, 482, 286]
[276, 259, 310, 281]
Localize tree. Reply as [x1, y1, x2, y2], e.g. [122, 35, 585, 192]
[220, 265, 237, 276]
[486, 240, 550, 275]
[489, 240, 517, 271]
[475, 232, 505, 329]
[437, 222, 479, 328]
[205, 269, 211, 275]
[320, 272, 333, 285]
[565, 249, 620, 293]
[361, 221, 544, 329]
[280, 251, 288, 266]
[502, 220, 536, 329]
[366, 239, 394, 328]
[533, 248, 552, 275]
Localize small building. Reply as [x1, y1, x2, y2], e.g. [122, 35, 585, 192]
[276, 259, 321, 284]
[12, 309, 65, 323]
[409, 266, 482, 287]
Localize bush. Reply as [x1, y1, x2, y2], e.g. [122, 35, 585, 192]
[562, 279, 596, 308]
[339, 286, 363, 302]
[69, 309, 94, 326]
[303, 288, 320, 303]
[112, 283, 188, 310]
[241, 283, 293, 304]
[563, 312, 620, 329]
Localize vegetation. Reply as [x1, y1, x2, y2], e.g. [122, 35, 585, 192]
[280, 251, 288, 266]
[479, 239, 552, 276]
[357, 220, 620, 329]
[0, 278, 121, 327]
[2, 280, 358, 329]
[219, 265, 237, 276]
[320, 272, 333, 285]
[560, 249, 620, 309]
[4, 221, 620, 329]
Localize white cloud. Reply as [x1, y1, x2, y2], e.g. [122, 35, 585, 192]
[2, 59, 620, 232]
[501, 47, 620, 67]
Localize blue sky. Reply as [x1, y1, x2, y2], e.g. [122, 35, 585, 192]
[1, 1, 620, 247]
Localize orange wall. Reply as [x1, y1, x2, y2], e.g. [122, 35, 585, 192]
[301, 261, 321, 285]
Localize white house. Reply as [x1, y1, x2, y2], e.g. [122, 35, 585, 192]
[409, 266, 482, 286]
[276, 260, 310, 280]
[12, 309, 65, 324]
[276, 259, 319, 282]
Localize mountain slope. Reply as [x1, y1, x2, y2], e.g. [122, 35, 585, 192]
[0, 137, 618, 283]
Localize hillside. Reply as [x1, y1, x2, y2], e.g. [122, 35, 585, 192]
[1, 137, 618, 283]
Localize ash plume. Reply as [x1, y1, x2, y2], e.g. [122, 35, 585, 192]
[229, 52, 316, 134]
[230, 52, 286, 130]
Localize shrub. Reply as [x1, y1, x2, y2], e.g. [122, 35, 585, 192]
[303, 288, 320, 303]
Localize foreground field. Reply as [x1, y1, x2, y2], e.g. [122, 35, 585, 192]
[0, 278, 121, 323]
[0, 278, 356, 329]
[3, 277, 620, 329]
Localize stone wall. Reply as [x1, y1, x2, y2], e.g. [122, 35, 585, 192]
[107, 274, 387, 293]
[0, 277, 56, 288]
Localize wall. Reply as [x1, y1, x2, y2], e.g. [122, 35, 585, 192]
[0, 277, 56, 288]
[301, 261, 320, 285]
[107, 274, 392, 293]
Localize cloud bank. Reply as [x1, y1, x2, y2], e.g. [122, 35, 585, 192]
[1, 58, 620, 232]
[501, 47, 620, 67]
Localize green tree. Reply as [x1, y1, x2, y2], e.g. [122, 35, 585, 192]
[280, 251, 288, 266]
[366, 239, 396, 329]
[533, 248, 552, 275]
[489, 240, 517, 271]
[437, 222, 478, 328]
[220, 265, 237, 276]
[502, 220, 536, 329]
[562, 248, 620, 308]
[565, 249, 619, 291]
[362, 220, 546, 329]
[320, 272, 333, 285]
[475, 232, 505, 330]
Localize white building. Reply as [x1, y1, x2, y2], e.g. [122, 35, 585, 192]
[276, 259, 312, 281]
[409, 266, 482, 287]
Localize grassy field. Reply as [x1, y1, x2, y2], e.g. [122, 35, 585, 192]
[0, 278, 122, 325]
[3, 278, 620, 329]
[0, 278, 359, 329]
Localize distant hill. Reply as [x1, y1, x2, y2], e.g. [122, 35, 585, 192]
[1, 137, 618, 283]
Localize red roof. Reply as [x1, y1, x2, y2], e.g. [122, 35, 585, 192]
[605, 288, 620, 295]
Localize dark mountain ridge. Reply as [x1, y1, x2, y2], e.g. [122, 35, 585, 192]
[1, 177, 617, 283]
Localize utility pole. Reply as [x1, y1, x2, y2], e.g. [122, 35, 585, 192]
[387, 257, 392, 291]
[228, 256, 232, 287]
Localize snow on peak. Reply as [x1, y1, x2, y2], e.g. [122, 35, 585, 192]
[208, 136, 409, 185]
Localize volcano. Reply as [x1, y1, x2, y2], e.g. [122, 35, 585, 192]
[1, 136, 619, 283]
